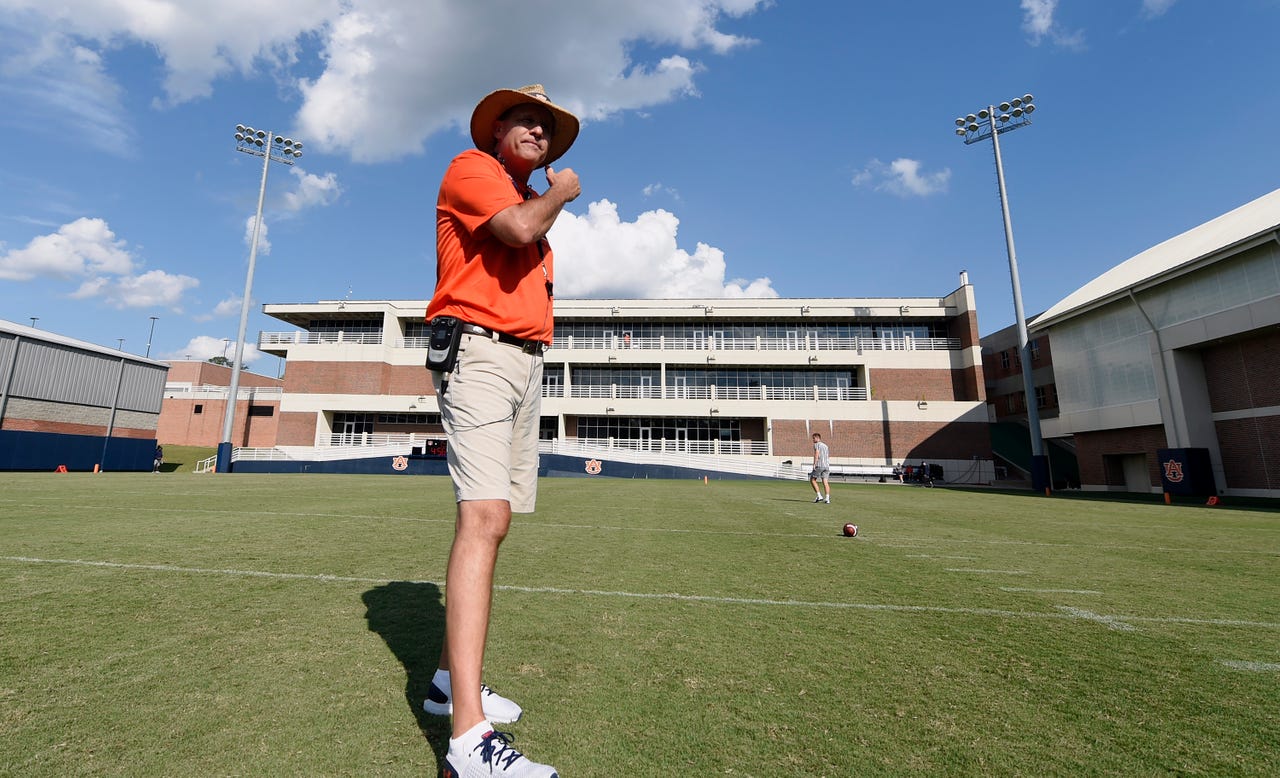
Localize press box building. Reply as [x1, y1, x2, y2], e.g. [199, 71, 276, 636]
[252, 275, 996, 481]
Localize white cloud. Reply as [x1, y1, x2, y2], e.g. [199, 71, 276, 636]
[852, 158, 950, 197]
[0, 17, 133, 154]
[235, 166, 339, 256]
[166, 334, 264, 365]
[71, 268, 199, 309]
[643, 182, 682, 201]
[214, 296, 242, 316]
[1020, 0, 1085, 49]
[190, 294, 243, 323]
[281, 167, 342, 212]
[0, 217, 134, 280]
[1141, 0, 1176, 18]
[548, 199, 777, 299]
[243, 215, 270, 255]
[0, 1, 768, 162]
[0, 217, 201, 309]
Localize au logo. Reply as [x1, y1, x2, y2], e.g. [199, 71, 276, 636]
[585, 459, 602, 475]
[1162, 459, 1184, 483]
[392, 455, 409, 471]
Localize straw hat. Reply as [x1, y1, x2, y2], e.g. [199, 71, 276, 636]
[470, 84, 580, 167]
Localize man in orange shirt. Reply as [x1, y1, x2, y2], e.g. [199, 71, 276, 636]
[424, 84, 580, 778]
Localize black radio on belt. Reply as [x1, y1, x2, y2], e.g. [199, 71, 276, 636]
[425, 316, 463, 372]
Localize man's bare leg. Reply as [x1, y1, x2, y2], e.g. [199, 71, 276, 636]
[444, 498, 511, 736]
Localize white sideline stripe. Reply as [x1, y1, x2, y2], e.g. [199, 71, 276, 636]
[1219, 660, 1280, 672]
[1054, 606, 1137, 632]
[3, 500, 1279, 555]
[945, 568, 1029, 575]
[5, 555, 1277, 630]
[1002, 587, 1103, 595]
[2, 556, 391, 585]
[906, 554, 977, 560]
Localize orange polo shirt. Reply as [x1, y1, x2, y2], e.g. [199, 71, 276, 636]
[426, 149, 554, 343]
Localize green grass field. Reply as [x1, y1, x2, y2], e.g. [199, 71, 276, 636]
[2, 474, 1277, 776]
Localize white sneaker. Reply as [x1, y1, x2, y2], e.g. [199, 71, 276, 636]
[423, 682, 523, 723]
[825, 495, 830, 504]
[443, 729, 557, 778]
[813, 495, 823, 503]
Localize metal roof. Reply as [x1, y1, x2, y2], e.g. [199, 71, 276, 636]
[1031, 187, 1280, 330]
[0, 319, 170, 367]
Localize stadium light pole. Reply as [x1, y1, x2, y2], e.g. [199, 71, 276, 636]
[29, 317, 38, 328]
[146, 316, 158, 358]
[216, 125, 302, 474]
[954, 93, 1050, 493]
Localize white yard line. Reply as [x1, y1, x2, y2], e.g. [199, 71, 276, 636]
[1054, 606, 1137, 631]
[1218, 660, 1280, 672]
[5, 555, 1277, 630]
[1002, 587, 1103, 595]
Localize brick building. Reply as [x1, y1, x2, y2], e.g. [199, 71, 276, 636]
[252, 275, 997, 482]
[157, 360, 284, 447]
[1032, 187, 1280, 497]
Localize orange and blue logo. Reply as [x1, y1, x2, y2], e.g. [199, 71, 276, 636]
[585, 459, 602, 475]
[392, 455, 409, 471]
[1162, 459, 1183, 483]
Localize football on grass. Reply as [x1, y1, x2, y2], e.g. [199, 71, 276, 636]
[842, 523, 859, 537]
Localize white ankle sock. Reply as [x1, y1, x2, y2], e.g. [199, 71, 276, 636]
[432, 668, 452, 694]
[449, 719, 493, 757]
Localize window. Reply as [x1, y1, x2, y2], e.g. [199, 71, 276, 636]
[1030, 338, 1041, 361]
[194, 404, 203, 414]
[1000, 351, 1009, 369]
[248, 405, 275, 417]
[1035, 385, 1048, 409]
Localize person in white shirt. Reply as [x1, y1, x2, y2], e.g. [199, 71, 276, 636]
[810, 433, 831, 503]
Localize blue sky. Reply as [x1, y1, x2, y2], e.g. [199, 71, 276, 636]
[2, 0, 1279, 375]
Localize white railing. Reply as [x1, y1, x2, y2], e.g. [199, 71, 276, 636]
[323, 432, 443, 447]
[266, 330, 960, 352]
[540, 439, 902, 481]
[555, 335, 960, 352]
[218, 441, 992, 484]
[194, 454, 217, 473]
[259, 331, 383, 346]
[570, 436, 771, 457]
[163, 384, 283, 399]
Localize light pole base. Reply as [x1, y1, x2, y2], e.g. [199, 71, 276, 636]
[215, 442, 234, 474]
[1030, 454, 1051, 494]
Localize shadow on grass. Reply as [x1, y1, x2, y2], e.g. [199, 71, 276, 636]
[362, 581, 450, 766]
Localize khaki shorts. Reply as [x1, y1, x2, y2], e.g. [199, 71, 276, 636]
[431, 332, 544, 513]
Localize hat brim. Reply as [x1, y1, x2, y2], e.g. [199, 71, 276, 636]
[470, 89, 580, 167]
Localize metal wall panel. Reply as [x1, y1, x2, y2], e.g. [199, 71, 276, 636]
[0, 334, 15, 388]
[119, 361, 166, 413]
[7, 340, 166, 413]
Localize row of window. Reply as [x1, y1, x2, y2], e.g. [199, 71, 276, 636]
[577, 416, 742, 442]
[553, 321, 948, 341]
[553, 367, 859, 389]
[397, 320, 948, 340]
[1001, 384, 1059, 412]
[997, 338, 1042, 370]
[189, 403, 274, 416]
